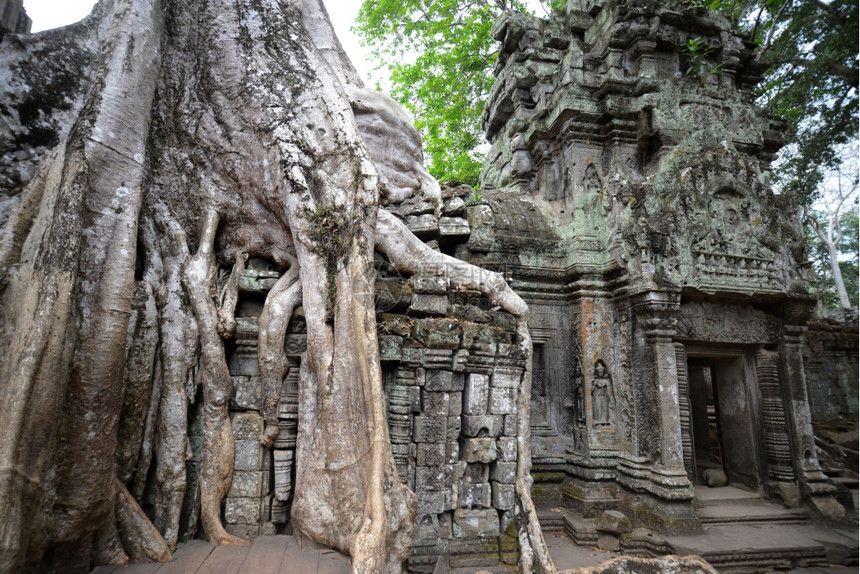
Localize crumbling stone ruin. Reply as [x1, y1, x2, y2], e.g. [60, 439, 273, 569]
[476, 0, 850, 529]
[0, 0, 856, 573]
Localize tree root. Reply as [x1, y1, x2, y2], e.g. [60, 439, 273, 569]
[217, 253, 245, 339]
[150, 207, 192, 549]
[114, 477, 172, 563]
[115, 280, 160, 486]
[92, 504, 129, 567]
[258, 256, 302, 447]
[181, 208, 248, 547]
[375, 209, 558, 573]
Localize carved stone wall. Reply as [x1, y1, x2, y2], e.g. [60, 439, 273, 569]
[803, 310, 859, 424]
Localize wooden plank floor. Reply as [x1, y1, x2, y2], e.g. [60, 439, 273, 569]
[91, 536, 351, 574]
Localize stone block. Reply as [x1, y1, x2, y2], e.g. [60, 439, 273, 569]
[595, 510, 632, 534]
[462, 461, 489, 484]
[497, 437, 517, 462]
[410, 275, 448, 294]
[422, 349, 453, 370]
[453, 509, 500, 538]
[417, 443, 446, 467]
[231, 411, 264, 440]
[225, 497, 261, 524]
[451, 372, 465, 392]
[489, 461, 517, 484]
[422, 390, 450, 417]
[234, 439, 266, 471]
[448, 392, 462, 416]
[230, 376, 260, 410]
[492, 311, 518, 332]
[492, 482, 516, 510]
[413, 416, 446, 443]
[418, 491, 446, 515]
[378, 335, 403, 362]
[491, 369, 521, 389]
[416, 466, 445, 492]
[438, 216, 471, 240]
[406, 214, 438, 238]
[401, 347, 423, 367]
[234, 350, 260, 377]
[489, 387, 518, 415]
[443, 196, 466, 216]
[461, 414, 503, 438]
[426, 369, 453, 392]
[459, 482, 490, 508]
[463, 373, 489, 415]
[408, 293, 449, 317]
[461, 438, 497, 463]
[451, 304, 491, 324]
[446, 416, 461, 441]
[228, 471, 264, 498]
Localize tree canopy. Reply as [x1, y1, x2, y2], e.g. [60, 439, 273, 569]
[701, 0, 858, 203]
[354, 0, 551, 185]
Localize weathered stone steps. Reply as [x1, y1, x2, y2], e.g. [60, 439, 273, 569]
[696, 546, 828, 574]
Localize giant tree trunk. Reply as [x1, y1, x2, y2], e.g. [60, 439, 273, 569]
[0, 1, 555, 572]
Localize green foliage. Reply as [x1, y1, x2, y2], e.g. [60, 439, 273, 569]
[355, 0, 552, 185]
[681, 37, 722, 78]
[807, 209, 859, 309]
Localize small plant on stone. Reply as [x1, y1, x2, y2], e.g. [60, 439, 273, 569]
[682, 37, 722, 80]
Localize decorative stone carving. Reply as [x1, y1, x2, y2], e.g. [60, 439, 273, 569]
[676, 301, 779, 345]
[755, 349, 795, 483]
[591, 360, 613, 427]
[674, 344, 694, 483]
[572, 357, 585, 425]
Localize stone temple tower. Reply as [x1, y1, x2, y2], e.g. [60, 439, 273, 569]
[473, 0, 846, 531]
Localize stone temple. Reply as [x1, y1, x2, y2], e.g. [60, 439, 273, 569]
[212, 1, 857, 571]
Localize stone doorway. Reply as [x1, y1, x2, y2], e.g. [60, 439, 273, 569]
[684, 350, 763, 493]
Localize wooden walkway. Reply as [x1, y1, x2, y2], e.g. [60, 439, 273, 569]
[92, 536, 351, 574]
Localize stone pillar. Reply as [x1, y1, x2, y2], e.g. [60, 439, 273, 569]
[779, 305, 845, 521]
[562, 283, 621, 518]
[617, 292, 698, 535]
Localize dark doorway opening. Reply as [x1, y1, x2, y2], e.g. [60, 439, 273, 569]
[686, 352, 762, 492]
[688, 360, 723, 483]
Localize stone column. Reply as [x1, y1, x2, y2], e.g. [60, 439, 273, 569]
[779, 304, 845, 520]
[618, 292, 697, 535]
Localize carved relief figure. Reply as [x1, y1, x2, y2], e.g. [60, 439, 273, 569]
[571, 358, 585, 424]
[592, 360, 613, 426]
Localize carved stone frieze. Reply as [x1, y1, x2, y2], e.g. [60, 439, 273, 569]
[676, 301, 779, 345]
